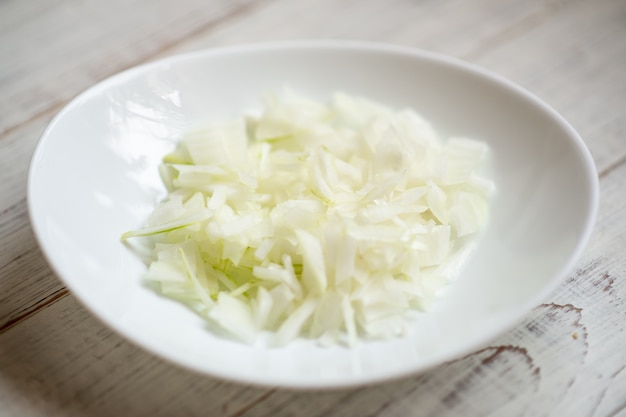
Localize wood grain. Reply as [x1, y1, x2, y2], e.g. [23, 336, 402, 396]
[0, 118, 63, 333]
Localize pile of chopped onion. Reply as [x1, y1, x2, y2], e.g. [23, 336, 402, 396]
[122, 90, 494, 347]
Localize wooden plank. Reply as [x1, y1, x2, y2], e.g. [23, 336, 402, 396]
[0, 0, 264, 135]
[543, 170, 626, 416]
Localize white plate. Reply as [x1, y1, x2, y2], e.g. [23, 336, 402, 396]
[28, 41, 598, 389]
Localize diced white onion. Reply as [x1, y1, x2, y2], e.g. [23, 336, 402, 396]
[122, 89, 494, 347]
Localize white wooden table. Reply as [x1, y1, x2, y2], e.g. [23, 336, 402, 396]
[1, 0, 625, 415]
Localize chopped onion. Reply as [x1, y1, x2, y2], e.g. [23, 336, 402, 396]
[122, 90, 494, 347]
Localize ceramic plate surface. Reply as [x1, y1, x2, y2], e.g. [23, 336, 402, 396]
[28, 41, 598, 389]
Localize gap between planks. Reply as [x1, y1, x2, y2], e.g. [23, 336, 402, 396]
[462, 0, 574, 61]
[0, 287, 69, 334]
[599, 153, 626, 180]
